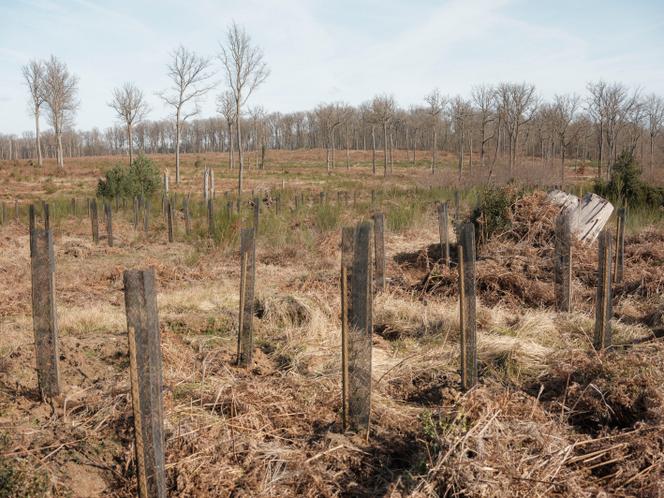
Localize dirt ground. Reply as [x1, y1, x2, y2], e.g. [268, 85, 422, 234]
[1, 153, 663, 497]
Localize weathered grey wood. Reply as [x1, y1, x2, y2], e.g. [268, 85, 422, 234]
[123, 269, 166, 498]
[237, 227, 256, 367]
[458, 222, 477, 390]
[340, 226, 354, 431]
[346, 221, 373, 433]
[594, 230, 613, 350]
[207, 199, 214, 239]
[372, 213, 386, 293]
[548, 190, 614, 243]
[30, 227, 60, 399]
[166, 198, 174, 243]
[253, 197, 260, 235]
[437, 202, 450, 266]
[554, 213, 573, 312]
[14, 200, 19, 222]
[614, 208, 625, 283]
[183, 196, 191, 236]
[90, 199, 99, 244]
[42, 202, 50, 232]
[143, 199, 150, 233]
[104, 202, 113, 247]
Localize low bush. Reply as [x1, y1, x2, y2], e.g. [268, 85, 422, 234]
[96, 155, 160, 199]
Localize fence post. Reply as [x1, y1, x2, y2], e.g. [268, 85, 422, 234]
[614, 208, 625, 283]
[104, 202, 113, 247]
[183, 196, 191, 236]
[70, 197, 76, 217]
[30, 210, 61, 399]
[237, 227, 256, 367]
[458, 222, 477, 390]
[340, 227, 353, 431]
[437, 202, 450, 266]
[253, 197, 260, 235]
[372, 213, 385, 293]
[123, 269, 166, 498]
[594, 230, 613, 350]
[166, 198, 174, 243]
[454, 190, 461, 227]
[207, 199, 214, 239]
[342, 221, 373, 433]
[90, 199, 99, 244]
[554, 213, 572, 312]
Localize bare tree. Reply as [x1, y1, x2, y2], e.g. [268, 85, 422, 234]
[471, 84, 496, 171]
[552, 94, 580, 187]
[424, 89, 446, 173]
[217, 91, 236, 170]
[42, 55, 79, 168]
[496, 82, 538, 178]
[601, 83, 641, 176]
[371, 94, 395, 177]
[218, 21, 270, 207]
[645, 94, 664, 174]
[108, 82, 149, 165]
[22, 60, 46, 166]
[159, 45, 215, 184]
[451, 96, 472, 180]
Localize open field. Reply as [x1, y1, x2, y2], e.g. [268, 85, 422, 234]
[1, 151, 664, 497]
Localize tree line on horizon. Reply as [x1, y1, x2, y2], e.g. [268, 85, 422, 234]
[1, 22, 664, 187]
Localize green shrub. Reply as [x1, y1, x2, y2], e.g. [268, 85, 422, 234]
[470, 185, 522, 240]
[96, 155, 160, 199]
[594, 150, 664, 208]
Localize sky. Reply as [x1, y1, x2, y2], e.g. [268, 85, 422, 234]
[1, 0, 663, 135]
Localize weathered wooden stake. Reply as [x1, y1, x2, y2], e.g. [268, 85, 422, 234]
[341, 221, 373, 433]
[554, 213, 572, 312]
[123, 269, 166, 498]
[372, 213, 385, 292]
[437, 202, 450, 266]
[458, 222, 477, 390]
[207, 199, 214, 239]
[237, 227, 256, 367]
[253, 197, 260, 235]
[166, 199, 174, 243]
[183, 196, 191, 236]
[30, 217, 61, 399]
[90, 199, 99, 244]
[104, 202, 113, 247]
[594, 230, 613, 350]
[614, 208, 625, 283]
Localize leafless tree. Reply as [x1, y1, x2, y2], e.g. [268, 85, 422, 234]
[424, 89, 446, 173]
[471, 84, 496, 171]
[451, 96, 472, 180]
[645, 94, 664, 174]
[601, 83, 641, 176]
[42, 55, 79, 168]
[551, 94, 580, 187]
[159, 45, 215, 184]
[217, 90, 236, 170]
[108, 82, 149, 165]
[22, 60, 46, 166]
[586, 81, 607, 177]
[371, 94, 395, 177]
[496, 82, 538, 178]
[218, 21, 270, 207]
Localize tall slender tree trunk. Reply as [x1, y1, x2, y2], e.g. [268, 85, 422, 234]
[383, 122, 388, 177]
[235, 104, 243, 210]
[371, 126, 376, 175]
[35, 110, 42, 166]
[56, 129, 64, 168]
[431, 127, 437, 174]
[128, 125, 133, 165]
[389, 131, 394, 173]
[175, 109, 181, 184]
[650, 135, 655, 175]
[331, 128, 336, 169]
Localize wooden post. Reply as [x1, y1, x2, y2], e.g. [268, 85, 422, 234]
[614, 208, 625, 283]
[594, 230, 613, 350]
[275, 194, 281, 216]
[207, 199, 214, 239]
[123, 269, 166, 498]
[42, 202, 50, 232]
[143, 199, 150, 234]
[437, 202, 450, 266]
[14, 200, 19, 222]
[237, 227, 256, 367]
[320, 191, 326, 204]
[253, 197, 260, 235]
[371, 190, 375, 205]
[133, 197, 139, 230]
[210, 169, 215, 199]
[70, 197, 76, 217]
[372, 213, 386, 293]
[30, 217, 61, 399]
[554, 213, 572, 312]
[458, 222, 477, 390]
[104, 202, 113, 247]
[166, 198, 174, 243]
[90, 199, 99, 244]
[454, 190, 461, 227]
[183, 196, 191, 236]
[342, 221, 373, 434]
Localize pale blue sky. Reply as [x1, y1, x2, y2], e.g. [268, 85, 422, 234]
[1, 0, 663, 134]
